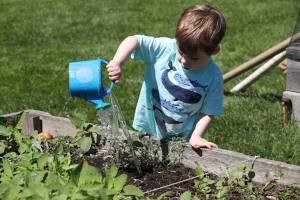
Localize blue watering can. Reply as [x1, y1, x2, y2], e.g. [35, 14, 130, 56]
[69, 58, 114, 110]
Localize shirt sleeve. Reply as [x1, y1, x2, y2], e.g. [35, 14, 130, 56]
[199, 72, 224, 115]
[131, 35, 172, 64]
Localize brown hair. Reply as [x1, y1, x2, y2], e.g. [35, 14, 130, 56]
[175, 4, 226, 55]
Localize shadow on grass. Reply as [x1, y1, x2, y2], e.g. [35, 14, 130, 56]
[224, 90, 283, 102]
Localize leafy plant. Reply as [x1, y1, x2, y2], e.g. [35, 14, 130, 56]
[68, 111, 103, 152]
[0, 111, 27, 155]
[194, 161, 215, 199]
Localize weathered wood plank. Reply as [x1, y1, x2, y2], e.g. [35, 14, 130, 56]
[282, 91, 300, 127]
[286, 59, 300, 92]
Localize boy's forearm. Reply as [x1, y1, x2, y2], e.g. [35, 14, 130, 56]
[112, 36, 138, 68]
[193, 113, 214, 138]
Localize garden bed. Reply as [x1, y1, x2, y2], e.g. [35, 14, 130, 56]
[2, 110, 300, 199]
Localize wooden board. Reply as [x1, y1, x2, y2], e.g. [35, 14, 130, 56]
[286, 59, 300, 92]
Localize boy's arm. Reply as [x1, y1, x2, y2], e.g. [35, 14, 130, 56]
[107, 36, 138, 83]
[189, 113, 218, 150]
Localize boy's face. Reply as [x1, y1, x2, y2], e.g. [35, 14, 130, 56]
[176, 46, 215, 71]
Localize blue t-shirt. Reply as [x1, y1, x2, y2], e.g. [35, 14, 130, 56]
[131, 35, 223, 140]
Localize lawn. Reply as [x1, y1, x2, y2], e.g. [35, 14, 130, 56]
[1, 0, 300, 165]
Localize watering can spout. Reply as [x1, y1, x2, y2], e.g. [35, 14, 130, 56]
[69, 58, 114, 110]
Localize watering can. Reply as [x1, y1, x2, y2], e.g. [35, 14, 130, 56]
[69, 58, 114, 110]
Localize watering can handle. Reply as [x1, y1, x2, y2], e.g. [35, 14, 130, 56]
[98, 58, 114, 94]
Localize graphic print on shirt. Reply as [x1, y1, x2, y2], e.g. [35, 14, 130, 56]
[161, 60, 203, 104]
[153, 105, 183, 131]
[150, 60, 207, 133]
[142, 104, 183, 132]
[173, 73, 208, 92]
[152, 88, 193, 117]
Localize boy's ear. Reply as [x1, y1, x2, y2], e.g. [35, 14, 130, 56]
[211, 46, 220, 56]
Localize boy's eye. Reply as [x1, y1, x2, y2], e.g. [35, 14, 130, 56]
[191, 57, 199, 60]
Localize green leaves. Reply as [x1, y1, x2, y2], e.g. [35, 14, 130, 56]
[0, 125, 11, 137]
[0, 117, 7, 126]
[37, 152, 49, 170]
[68, 111, 101, 152]
[69, 112, 87, 130]
[2, 159, 13, 178]
[88, 127, 101, 135]
[77, 137, 92, 152]
[122, 185, 143, 196]
[113, 174, 127, 192]
[10, 111, 26, 130]
[71, 160, 89, 188]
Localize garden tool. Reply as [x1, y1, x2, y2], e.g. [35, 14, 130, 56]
[69, 58, 114, 110]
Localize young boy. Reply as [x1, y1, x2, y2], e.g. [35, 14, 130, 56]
[106, 4, 226, 150]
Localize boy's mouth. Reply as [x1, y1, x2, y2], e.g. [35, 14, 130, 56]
[182, 65, 190, 70]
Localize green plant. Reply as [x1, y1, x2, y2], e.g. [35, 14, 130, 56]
[0, 147, 144, 200]
[68, 110, 103, 152]
[0, 112, 44, 162]
[194, 161, 215, 199]
[163, 136, 187, 165]
[178, 190, 200, 200]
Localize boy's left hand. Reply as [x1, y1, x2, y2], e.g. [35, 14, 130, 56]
[189, 134, 218, 150]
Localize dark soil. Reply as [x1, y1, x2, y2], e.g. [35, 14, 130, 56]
[70, 142, 300, 200]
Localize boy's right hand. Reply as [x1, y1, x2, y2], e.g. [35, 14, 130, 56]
[106, 60, 122, 84]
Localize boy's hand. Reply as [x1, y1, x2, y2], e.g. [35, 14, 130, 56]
[189, 134, 218, 150]
[106, 60, 122, 84]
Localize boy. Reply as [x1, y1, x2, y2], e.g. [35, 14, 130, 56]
[106, 4, 226, 150]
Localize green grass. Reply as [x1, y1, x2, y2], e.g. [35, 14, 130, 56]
[1, 0, 300, 165]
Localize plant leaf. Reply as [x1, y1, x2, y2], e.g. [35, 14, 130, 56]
[73, 131, 86, 142]
[193, 196, 201, 200]
[3, 152, 17, 159]
[132, 141, 143, 148]
[98, 188, 109, 200]
[77, 137, 92, 152]
[37, 152, 49, 170]
[58, 183, 72, 196]
[0, 142, 6, 154]
[11, 111, 26, 130]
[237, 164, 246, 172]
[18, 142, 28, 154]
[215, 179, 223, 187]
[28, 182, 46, 198]
[104, 175, 113, 190]
[0, 117, 7, 126]
[2, 159, 13, 178]
[122, 185, 143, 196]
[0, 125, 11, 136]
[55, 143, 63, 155]
[113, 174, 127, 192]
[228, 177, 235, 185]
[69, 113, 86, 130]
[157, 192, 172, 200]
[277, 170, 284, 178]
[196, 166, 204, 177]
[218, 172, 227, 177]
[80, 182, 105, 191]
[179, 191, 191, 200]
[238, 181, 245, 187]
[71, 160, 89, 188]
[50, 194, 67, 200]
[2, 185, 20, 200]
[88, 127, 101, 135]
[14, 131, 24, 144]
[73, 111, 87, 123]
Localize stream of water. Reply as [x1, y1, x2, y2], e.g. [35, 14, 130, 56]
[97, 91, 142, 175]
[57, 92, 142, 175]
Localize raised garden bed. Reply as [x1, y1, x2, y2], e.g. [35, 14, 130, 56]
[1, 109, 300, 199]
